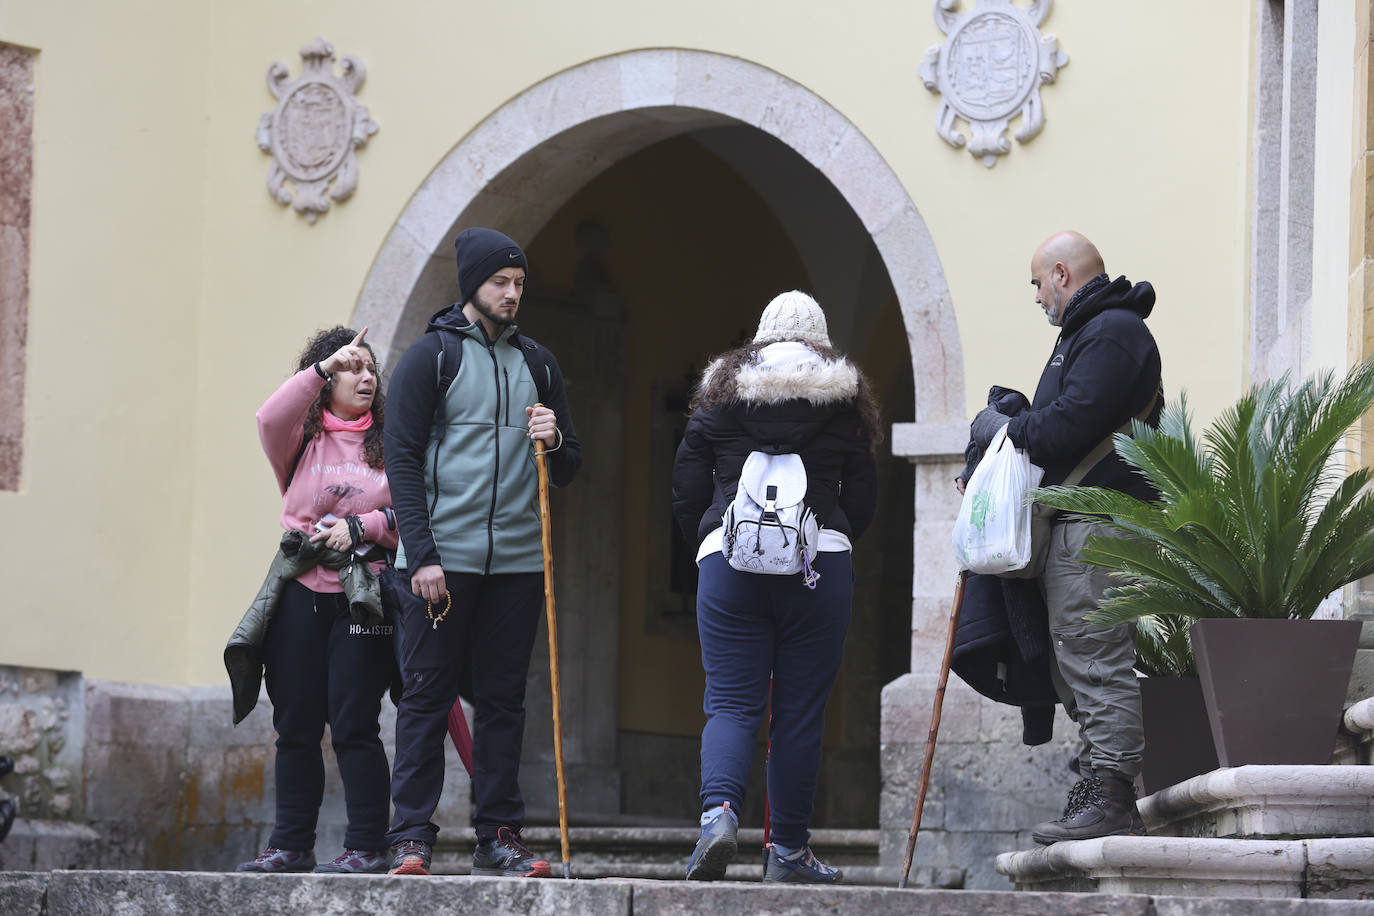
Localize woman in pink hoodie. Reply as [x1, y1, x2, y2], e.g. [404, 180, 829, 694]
[238, 326, 399, 875]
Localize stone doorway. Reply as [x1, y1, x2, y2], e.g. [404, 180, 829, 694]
[354, 48, 965, 834]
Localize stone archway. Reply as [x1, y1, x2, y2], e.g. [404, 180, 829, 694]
[352, 47, 969, 851]
[355, 49, 963, 423]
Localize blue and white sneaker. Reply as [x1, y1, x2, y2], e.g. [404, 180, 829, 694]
[763, 845, 842, 884]
[685, 801, 738, 881]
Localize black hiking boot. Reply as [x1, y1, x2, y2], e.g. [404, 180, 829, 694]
[1031, 773, 1146, 845]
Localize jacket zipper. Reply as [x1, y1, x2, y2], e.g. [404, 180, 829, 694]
[504, 368, 511, 427]
[429, 349, 445, 517]
[485, 341, 501, 575]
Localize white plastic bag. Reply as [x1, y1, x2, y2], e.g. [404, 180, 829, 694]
[952, 426, 1044, 575]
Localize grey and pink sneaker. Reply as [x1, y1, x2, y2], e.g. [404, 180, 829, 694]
[236, 847, 316, 873]
[763, 845, 842, 884]
[313, 848, 388, 874]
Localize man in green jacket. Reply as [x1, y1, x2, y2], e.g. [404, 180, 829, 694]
[382, 228, 581, 877]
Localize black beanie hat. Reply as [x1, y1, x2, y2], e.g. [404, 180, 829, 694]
[455, 228, 527, 303]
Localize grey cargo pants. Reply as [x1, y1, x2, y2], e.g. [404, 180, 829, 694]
[1041, 519, 1144, 778]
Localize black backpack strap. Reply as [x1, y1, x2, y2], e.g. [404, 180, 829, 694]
[284, 433, 311, 489]
[432, 327, 464, 446]
[518, 337, 552, 405]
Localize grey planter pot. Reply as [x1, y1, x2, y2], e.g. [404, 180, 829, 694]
[1189, 617, 1361, 767]
[1138, 675, 1218, 795]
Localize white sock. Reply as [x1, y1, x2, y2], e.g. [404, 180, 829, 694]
[700, 805, 725, 827]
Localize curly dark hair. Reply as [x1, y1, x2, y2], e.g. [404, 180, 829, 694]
[691, 340, 884, 453]
[295, 326, 386, 470]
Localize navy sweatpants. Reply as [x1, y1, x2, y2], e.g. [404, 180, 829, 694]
[262, 580, 393, 853]
[386, 570, 544, 845]
[696, 551, 852, 849]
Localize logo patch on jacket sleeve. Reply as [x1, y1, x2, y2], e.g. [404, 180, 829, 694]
[1050, 354, 1064, 367]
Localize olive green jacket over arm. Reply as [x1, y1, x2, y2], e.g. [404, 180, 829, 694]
[224, 530, 386, 725]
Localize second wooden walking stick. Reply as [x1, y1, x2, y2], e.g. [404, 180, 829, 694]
[535, 435, 572, 879]
[897, 569, 969, 889]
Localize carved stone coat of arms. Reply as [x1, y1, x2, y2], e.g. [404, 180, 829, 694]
[918, 0, 1068, 167]
[256, 37, 379, 223]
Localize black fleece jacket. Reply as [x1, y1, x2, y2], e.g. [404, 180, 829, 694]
[1005, 275, 1162, 501]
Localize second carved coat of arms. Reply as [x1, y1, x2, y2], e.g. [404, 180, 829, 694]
[919, 0, 1068, 167]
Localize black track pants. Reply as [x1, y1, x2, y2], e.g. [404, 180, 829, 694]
[262, 580, 393, 852]
[386, 570, 543, 845]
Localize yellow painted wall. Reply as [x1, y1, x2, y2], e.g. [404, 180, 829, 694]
[1, 0, 1259, 687]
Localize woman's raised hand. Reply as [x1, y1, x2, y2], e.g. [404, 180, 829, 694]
[319, 327, 370, 375]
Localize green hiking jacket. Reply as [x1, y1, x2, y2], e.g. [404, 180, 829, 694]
[224, 531, 386, 725]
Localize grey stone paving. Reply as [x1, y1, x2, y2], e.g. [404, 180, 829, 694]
[3, 871, 1373, 916]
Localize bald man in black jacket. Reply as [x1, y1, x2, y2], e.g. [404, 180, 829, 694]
[969, 231, 1161, 844]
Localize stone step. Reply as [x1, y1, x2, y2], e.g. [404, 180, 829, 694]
[433, 825, 890, 884]
[996, 836, 1374, 899]
[1139, 765, 1374, 839]
[6, 870, 1374, 915]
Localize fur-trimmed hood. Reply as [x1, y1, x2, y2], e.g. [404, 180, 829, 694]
[697, 341, 859, 406]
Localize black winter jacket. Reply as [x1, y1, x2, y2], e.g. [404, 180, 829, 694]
[1005, 275, 1162, 501]
[672, 342, 878, 548]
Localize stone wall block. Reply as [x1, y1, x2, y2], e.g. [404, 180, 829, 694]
[43, 872, 633, 916]
[1305, 837, 1374, 899]
[881, 824, 1024, 891]
[354, 226, 431, 354]
[0, 44, 33, 229]
[756, 79, 851, 171]
[184, 743, 273, 827]
[910, 524, 960, 600]
[619, 49, 678, 110]
[0, 821, 100, 872]
[396, 151, 485, 249]
[84, 682, 188, 749]
[82, 741, 185, 825]
[0, 667, 84, 821]
[178, 824, 267, 872]
[937, 743, 1069, 834]
[674, 51, 784, 128]
[819, 127, 906, 241]
[0, 872, 46, 916]
[534, 56, 623, 141]
[915, 462, 964, 522]
[188, 686, 273, 749]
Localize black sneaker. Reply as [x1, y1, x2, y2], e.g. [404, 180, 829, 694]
[763, 845, 842, 884]
[237, 847, 316, 873]
[472, 826, 552, 878]
[388, 839, 432, 875]
[314, 848, 388, 874]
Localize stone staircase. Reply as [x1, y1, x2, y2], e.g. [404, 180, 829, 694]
[995, 765, 1374, 900]
[432, 825, 896, 884]
[5, 870, 1374, 915]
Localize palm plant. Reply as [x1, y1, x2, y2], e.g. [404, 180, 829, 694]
[1031, 359, 1374, 625]
[1134, 614, 1197, 678]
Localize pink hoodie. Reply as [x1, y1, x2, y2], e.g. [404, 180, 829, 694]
[257, 367, 398, 593]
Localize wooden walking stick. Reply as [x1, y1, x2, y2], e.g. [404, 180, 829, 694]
[897, 569, 969, 889]
[535, 433, 572, 879]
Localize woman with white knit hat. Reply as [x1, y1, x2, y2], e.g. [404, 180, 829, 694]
[672, 291, 880, 883]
